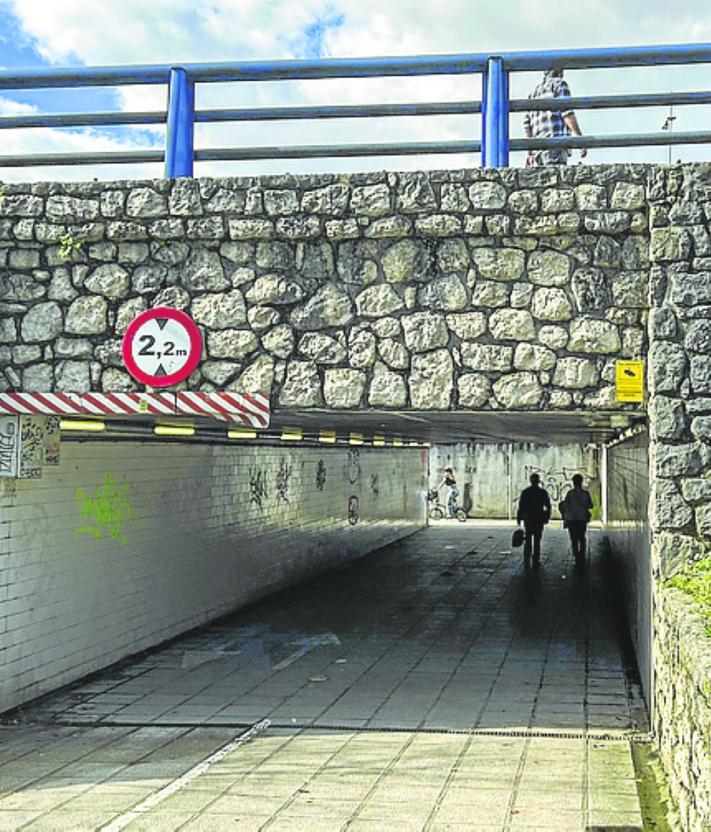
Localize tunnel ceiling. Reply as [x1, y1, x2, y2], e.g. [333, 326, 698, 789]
[64, 408, 645, 446]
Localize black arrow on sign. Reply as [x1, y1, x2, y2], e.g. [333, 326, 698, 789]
[156, 318, 169, 330]
[154, 363, 168, 376]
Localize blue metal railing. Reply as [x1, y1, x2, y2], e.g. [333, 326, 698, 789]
[1, 43, 710, 176]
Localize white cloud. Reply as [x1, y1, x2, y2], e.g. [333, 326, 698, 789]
[2, 0, 710, 180]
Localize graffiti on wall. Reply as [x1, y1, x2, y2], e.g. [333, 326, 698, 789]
[249, 467, 268, 510]
[348, 495, 359, 525]
[346, 448, 361, 485]
[75, 473, 135, 545]
[370, 473, 380, 497]
[276, 458, 292, 503]
[523, 464, 599, 507]
[316, 459, 327, 491]
[0, 417, 18, 477]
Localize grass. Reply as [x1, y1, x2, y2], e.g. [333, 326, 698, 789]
[665, 556, 711, 636]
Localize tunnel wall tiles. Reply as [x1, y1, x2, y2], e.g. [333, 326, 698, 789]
[0, 165, 651, 411]
[429, 441, 600, 519]
[0, 441, 426, 713]
[605, 431, 651, 706]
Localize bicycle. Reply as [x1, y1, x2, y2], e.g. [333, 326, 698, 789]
[427, 488, 467, 522]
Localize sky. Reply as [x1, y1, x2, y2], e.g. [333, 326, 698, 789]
[0, 0, 710, 182]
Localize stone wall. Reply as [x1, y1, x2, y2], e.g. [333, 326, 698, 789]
[647, 164, 711, 574]
[645, 163, 711, 832]
[0, 166, 649, 410]
[653, 586, 710, 832]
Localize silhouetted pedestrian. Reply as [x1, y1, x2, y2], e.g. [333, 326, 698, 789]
[516, 473, 551, 568]
[560, 474, 593, 564]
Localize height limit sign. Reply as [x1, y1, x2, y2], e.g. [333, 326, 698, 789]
[122, 307, 203, 387]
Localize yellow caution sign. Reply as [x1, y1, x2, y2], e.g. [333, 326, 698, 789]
[615, 360, 645, 402]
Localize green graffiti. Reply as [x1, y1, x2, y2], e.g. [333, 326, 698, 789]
[76, 473, 135, 545]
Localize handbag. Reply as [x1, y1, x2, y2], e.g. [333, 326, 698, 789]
[511, 527, 525, 548]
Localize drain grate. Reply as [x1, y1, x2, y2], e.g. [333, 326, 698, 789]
[28, 717, 651, 743]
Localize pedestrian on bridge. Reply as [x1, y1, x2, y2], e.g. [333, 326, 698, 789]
[523, 67, 586, 166]
[516, 473, 552, 568]
[559, 474, 594, 564]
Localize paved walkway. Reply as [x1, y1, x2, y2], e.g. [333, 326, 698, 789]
[0, 525, 649, 831]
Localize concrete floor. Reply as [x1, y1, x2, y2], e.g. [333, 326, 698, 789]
[0, 524, 649, 831]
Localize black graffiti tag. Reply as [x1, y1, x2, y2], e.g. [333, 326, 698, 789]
[316, 459, 327, 491]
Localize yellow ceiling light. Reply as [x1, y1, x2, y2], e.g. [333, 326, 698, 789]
[154, 424, 195, 437]
[372, 435, 386, 447]
[228, 427, 257, 440]
[280, 427, 303, 441]
[318, 430, 337, 444]
[392, 438, 404, 447]
[349, 432, 364, 446]
[60, 419, 106, 432]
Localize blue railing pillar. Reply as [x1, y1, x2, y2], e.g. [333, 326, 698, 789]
[481, 57, 509, 168]
[165, 67, 195, 178]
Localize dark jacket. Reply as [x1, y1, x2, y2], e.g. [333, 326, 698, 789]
[517, 484, 551, 527]
[561, 487, 593, 522]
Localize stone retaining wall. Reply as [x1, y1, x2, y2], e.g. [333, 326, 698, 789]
[0, 165, 650, 410]
[653, 586, 710, 832]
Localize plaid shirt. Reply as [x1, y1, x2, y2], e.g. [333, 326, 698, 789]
[523, 74, 574, 139]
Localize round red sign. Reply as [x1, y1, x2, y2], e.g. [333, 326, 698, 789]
[121, 307, 202, 387]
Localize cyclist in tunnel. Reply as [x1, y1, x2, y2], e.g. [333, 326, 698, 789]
[436, 467, 460, 519]
[516, 472, 552, 568]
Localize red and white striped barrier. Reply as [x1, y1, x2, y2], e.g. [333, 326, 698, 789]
[0, 392, 270, 428]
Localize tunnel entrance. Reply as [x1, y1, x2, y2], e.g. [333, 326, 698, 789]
[1, 405, 650, 738]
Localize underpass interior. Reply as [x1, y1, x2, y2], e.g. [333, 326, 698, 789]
[1, 408, 650, 723]
[0, 408, 657, 830]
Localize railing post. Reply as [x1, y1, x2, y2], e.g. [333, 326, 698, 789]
[482, 57, 509, 168]
[165, 67, 195, 178]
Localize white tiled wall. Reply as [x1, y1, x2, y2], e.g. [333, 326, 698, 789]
[0, 440, 427, 712]
[605, 432, 651, 707]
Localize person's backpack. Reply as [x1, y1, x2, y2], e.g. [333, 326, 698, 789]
[558, 499, 569, 528]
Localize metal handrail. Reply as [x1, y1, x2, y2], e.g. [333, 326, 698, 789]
[0, 42, 710, 174]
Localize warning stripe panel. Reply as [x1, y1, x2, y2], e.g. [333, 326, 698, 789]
[0, 392, 270, 428]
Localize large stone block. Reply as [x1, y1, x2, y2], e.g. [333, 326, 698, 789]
[553, 357, 599, 389]
[649, 341, 688, 395]
[468, 182, 507, 210]
[417, 275, 468, 311]
[21, 302, 63, 343]
[126, 188, 167, 218]
[492, 371, 543, 408]
[368, 362, 407, 407]
[531, 287, 573, 321]
[84, 264, 130, 299]
[298, 332, 347, 365]
[278, 360, 322, 406]
[396, 172, 437, 213]
[409, 349, 453, 409]
[207, 329, 259, 360]
[567, 318, 621, 354]
[65, 296, 108, 335]
[324, 368, 365, 407]
[181, 248, 229, 292]
[457, 373, 491, 407]
[488, 308, 536, 341]
[191, 290, 247, 329]
[355, 285, 404, 318]
[402, 312, 449, 353]
[291, 284, 354, 330]
[461, 343, 513, 372]
[527, 250, 571, 286]
[471, 248, 525, 282]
